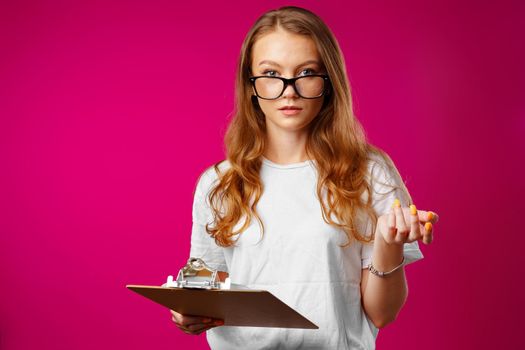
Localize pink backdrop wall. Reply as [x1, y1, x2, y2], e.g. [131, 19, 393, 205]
[1, 1, 524, 349]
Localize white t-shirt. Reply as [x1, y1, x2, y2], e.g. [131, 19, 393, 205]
[189, 154, 423, 350]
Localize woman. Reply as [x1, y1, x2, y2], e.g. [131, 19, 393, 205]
[171, 5, 438, 349]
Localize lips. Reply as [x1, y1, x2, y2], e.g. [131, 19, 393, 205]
[279, 106, 302, 110]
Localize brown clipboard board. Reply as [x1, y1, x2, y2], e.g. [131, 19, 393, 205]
[127, 285, 318, 329]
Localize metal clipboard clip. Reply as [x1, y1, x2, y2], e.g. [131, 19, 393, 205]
[164, 257, 231, 290]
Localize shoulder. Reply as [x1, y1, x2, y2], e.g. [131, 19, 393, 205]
[195, 159, 232, 193]
[365, 149, 399, 186]
[364, 147, 409, 200]
[364, 147, 412, 209]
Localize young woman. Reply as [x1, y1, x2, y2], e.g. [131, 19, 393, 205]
[171, 6, 439, 349]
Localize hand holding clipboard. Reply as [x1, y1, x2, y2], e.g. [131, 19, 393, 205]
[127, 258, 318, 333]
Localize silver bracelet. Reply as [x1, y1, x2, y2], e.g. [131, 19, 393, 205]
[367, 257, 405, 277]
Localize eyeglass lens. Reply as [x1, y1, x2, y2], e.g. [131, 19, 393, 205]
[254, 76, 325, 99]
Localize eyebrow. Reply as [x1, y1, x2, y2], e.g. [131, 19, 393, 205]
[257, 59, 321, 68]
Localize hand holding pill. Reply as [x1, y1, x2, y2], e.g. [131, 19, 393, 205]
[376, 199, 439, 246]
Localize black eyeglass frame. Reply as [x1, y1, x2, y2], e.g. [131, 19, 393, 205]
[249, 74, 331, 100]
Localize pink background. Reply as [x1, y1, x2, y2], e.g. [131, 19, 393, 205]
[1, 0, 524, 349]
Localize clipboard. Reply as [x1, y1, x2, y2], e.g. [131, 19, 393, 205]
[127, 258, 318, 329]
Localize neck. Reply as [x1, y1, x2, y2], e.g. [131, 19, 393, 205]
[264, 128, 309, 164]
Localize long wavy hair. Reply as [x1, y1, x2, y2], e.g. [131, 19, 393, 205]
[204, 6, 410, 247]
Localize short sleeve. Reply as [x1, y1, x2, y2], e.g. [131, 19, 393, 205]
[360, 155, 424, 269]
[189, 166, 229, 272]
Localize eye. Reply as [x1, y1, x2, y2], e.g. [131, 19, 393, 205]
[262, 70, 278, 77]
[299, 68, 316, 76]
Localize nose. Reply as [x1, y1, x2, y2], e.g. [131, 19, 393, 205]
[282, 80, 299, 99]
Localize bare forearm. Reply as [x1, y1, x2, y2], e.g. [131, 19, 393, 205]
[362, 237, 408, 328]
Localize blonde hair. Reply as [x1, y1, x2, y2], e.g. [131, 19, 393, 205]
[204, 6, 409, 247]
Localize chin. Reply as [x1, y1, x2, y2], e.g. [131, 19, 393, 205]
[266, 116, 314, 133]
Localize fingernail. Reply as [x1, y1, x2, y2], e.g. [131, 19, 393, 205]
[203, 318, 212, 323]
[427, 211, 434, 221]
[425, 222, 433, 231]
[409, 204, 417, 215]
[215, 320, 224, 326]
[393, 198, 401, 208]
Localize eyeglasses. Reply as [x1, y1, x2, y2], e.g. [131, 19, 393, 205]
[249, 75, 330, 100]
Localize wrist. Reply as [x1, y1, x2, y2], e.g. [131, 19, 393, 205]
[372, 232, 404, 272]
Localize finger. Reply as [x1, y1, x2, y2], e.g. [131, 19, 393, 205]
[393, 199, 409, 243]
[187, 319, 224, 333]
[170, 311, 213, 327]
[408, 204, 423, 242]
[384, 209, 397, 244]
[180, 324, 205, 335]
[183, 316, 213, 327]
[172, 315, 192, 333]
[417, 210, 439, 224]
[170, 310, 183, 324]
[422, 222, 433, 244]
[172, 315, 191, 329]
[427, 211, 439, 223]
[183, 324, 216, 335]
[186, 324, 214, 333]
[193, 324, 218, 335]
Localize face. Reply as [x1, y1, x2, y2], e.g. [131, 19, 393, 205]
[250, 28, 327, 135]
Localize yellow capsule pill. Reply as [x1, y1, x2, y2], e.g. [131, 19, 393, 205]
[410, 204, 417, 215]
[427, 211, 434, 221]
[425, 222, 433, 231]
[393, 198, 401, 208]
